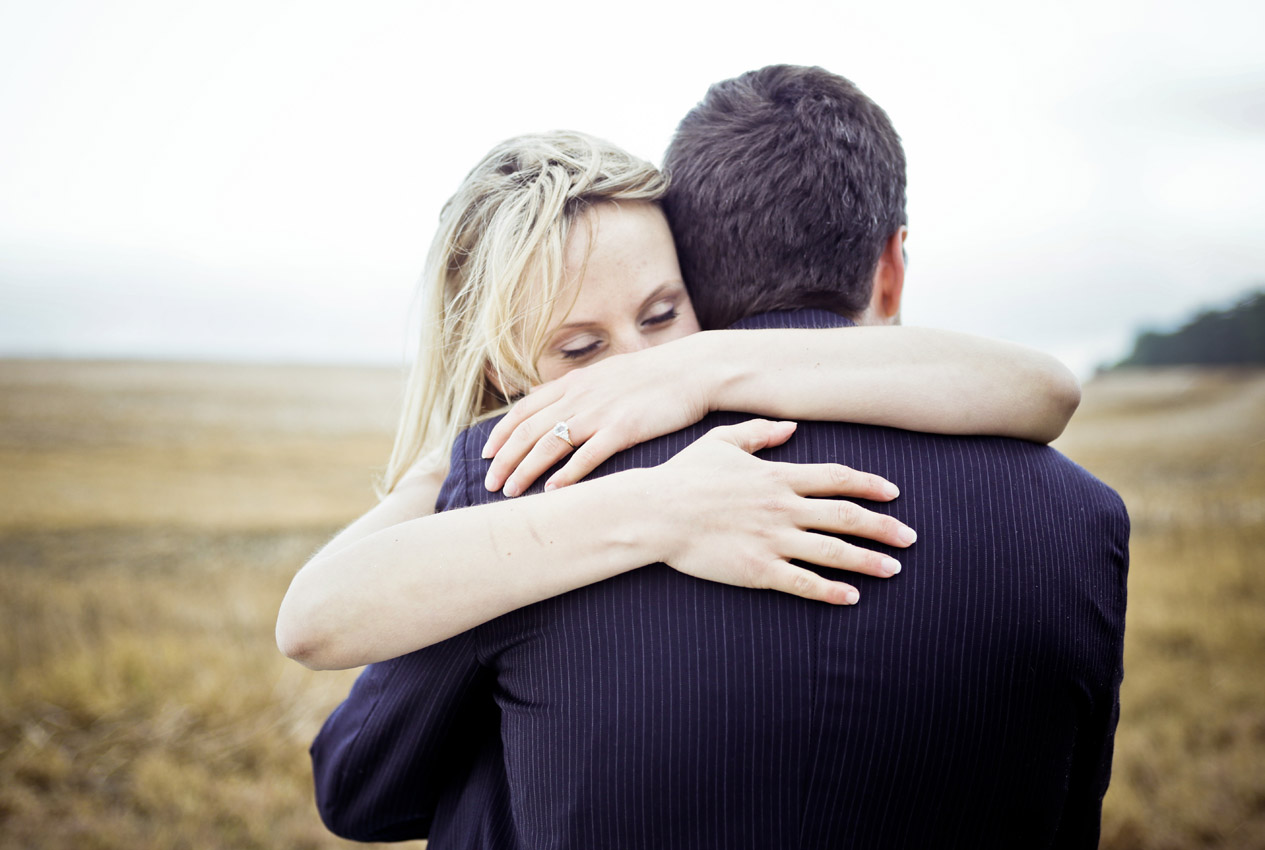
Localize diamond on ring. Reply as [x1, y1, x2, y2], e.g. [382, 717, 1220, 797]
[551, 421, 575, 448]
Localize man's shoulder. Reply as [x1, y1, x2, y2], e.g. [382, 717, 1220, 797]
[777, 418, 1127, 518]
[450, 415, 504, 455]
[436, 416, 506, 512]
[443, 408, 1127, 533]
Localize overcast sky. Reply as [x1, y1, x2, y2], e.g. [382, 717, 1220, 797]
[1, 0, 1261, 375]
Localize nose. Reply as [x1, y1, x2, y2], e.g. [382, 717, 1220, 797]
[611, 328, 653, 355]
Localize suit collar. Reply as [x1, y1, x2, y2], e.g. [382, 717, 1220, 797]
[726, 308, 857, 331]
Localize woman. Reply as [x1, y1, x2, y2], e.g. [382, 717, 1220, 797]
[276, 131, 1079, 671]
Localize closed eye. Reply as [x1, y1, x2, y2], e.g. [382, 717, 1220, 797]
[560, 340, 601, 360]
[642, 308, 678, 327]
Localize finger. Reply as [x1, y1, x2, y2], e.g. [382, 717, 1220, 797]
[485, 407, 571, 491]
[776, 462, 900, 501]
[794, 498, 917, 548]
[765, 562, 860, 605]
[701, 419, 797, 454]
[544, 431, 629, 490]
[482, 383, 565, 459]
[784, 530, 904, 578]
[501, 425, 580, 497]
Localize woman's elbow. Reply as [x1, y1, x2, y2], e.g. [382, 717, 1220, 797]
[1060, 368, 1082, 415]
[277, 621, 327, 670]
[276, 593, 345, 670]
[1037, 362, 1082, 443]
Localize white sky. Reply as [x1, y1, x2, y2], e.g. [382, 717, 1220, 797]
[1, 0, 1262, 375]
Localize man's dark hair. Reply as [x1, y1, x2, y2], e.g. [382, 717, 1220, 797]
[663, 65, 907, 329]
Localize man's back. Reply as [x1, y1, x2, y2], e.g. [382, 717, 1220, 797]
[313, 310, 1128, 849]
[433, 311, 1129, 849]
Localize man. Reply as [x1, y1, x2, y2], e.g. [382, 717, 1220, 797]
[312, 65, 1128, 848]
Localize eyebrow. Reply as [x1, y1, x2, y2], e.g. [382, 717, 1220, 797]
[551, 281, 685, 333]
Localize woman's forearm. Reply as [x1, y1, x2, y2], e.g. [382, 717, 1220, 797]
[701, 327, 1081, 443]
[277, 467, 665, 670]
[277, 419, 913, 671]
[482, 324, 1081, 497]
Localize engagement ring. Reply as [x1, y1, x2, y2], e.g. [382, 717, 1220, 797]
[551, 421, 576, 448]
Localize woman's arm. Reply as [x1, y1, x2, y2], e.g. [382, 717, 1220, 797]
[276, 419, 914, 671]
[705, 327, 1080, 441]
[314, 466, 446, 559]
[482, 326, 1081, 495]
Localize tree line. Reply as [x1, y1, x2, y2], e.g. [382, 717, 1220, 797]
[1116, 289, 1265, 367]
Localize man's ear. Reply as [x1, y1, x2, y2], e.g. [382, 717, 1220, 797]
[867, 227, 907, 325]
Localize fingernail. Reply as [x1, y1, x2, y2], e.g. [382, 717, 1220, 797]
[898, 526, 917, 545]
[484, 472, 499, 491]
[481, 442, 493, 459]
[503, 481, 521, 498]
[883, 557, 902, 575]
[844, 588, 860, 605]
[544, 482, 556, 492]
[884, 483, 900, 499]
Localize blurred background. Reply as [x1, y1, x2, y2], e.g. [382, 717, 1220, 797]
[1, 1, 1262, 848]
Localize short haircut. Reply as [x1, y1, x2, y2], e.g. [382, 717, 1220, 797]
[663, 65, 907, 329]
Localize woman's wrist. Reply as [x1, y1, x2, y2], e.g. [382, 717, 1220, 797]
[627, 463, 697, 567]
[578, 465, 681, 569]
[683, 329, 747, 414]
[702, 329, 802, 416]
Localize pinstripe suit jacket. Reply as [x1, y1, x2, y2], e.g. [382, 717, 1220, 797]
[311, 309, 1130, 849]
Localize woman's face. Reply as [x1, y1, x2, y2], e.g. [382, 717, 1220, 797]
[535, 201, 701, 384]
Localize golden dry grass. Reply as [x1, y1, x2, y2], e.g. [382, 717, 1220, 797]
[1, 359, 1262, 848]
[0, 360, 412, 850]
[1054, 369, 1265, 849]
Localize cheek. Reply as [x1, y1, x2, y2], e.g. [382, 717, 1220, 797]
[670, 307, 703, 339]
[535, 360, 568, 385]
[536, 357, 589, 385]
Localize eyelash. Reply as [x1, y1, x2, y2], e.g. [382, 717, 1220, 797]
[643, 308, 678, 327]
[559, 308, 679, 360]
[561, 341, 600, 360]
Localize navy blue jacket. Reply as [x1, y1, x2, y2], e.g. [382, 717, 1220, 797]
[311, 309, 1130, 849]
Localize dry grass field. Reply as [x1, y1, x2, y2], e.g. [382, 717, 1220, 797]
[1053, 369, 1265, 849]
[1, 359, 1262, 849]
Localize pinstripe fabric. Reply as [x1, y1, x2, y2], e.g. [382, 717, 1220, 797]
[311, 309, 1130, 849]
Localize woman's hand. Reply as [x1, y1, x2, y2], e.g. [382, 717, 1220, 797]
[650, 419, 915, 605]
[481, 336, 715, 496]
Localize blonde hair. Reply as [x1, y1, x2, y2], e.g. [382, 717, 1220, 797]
[381, 131, 668, 495]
